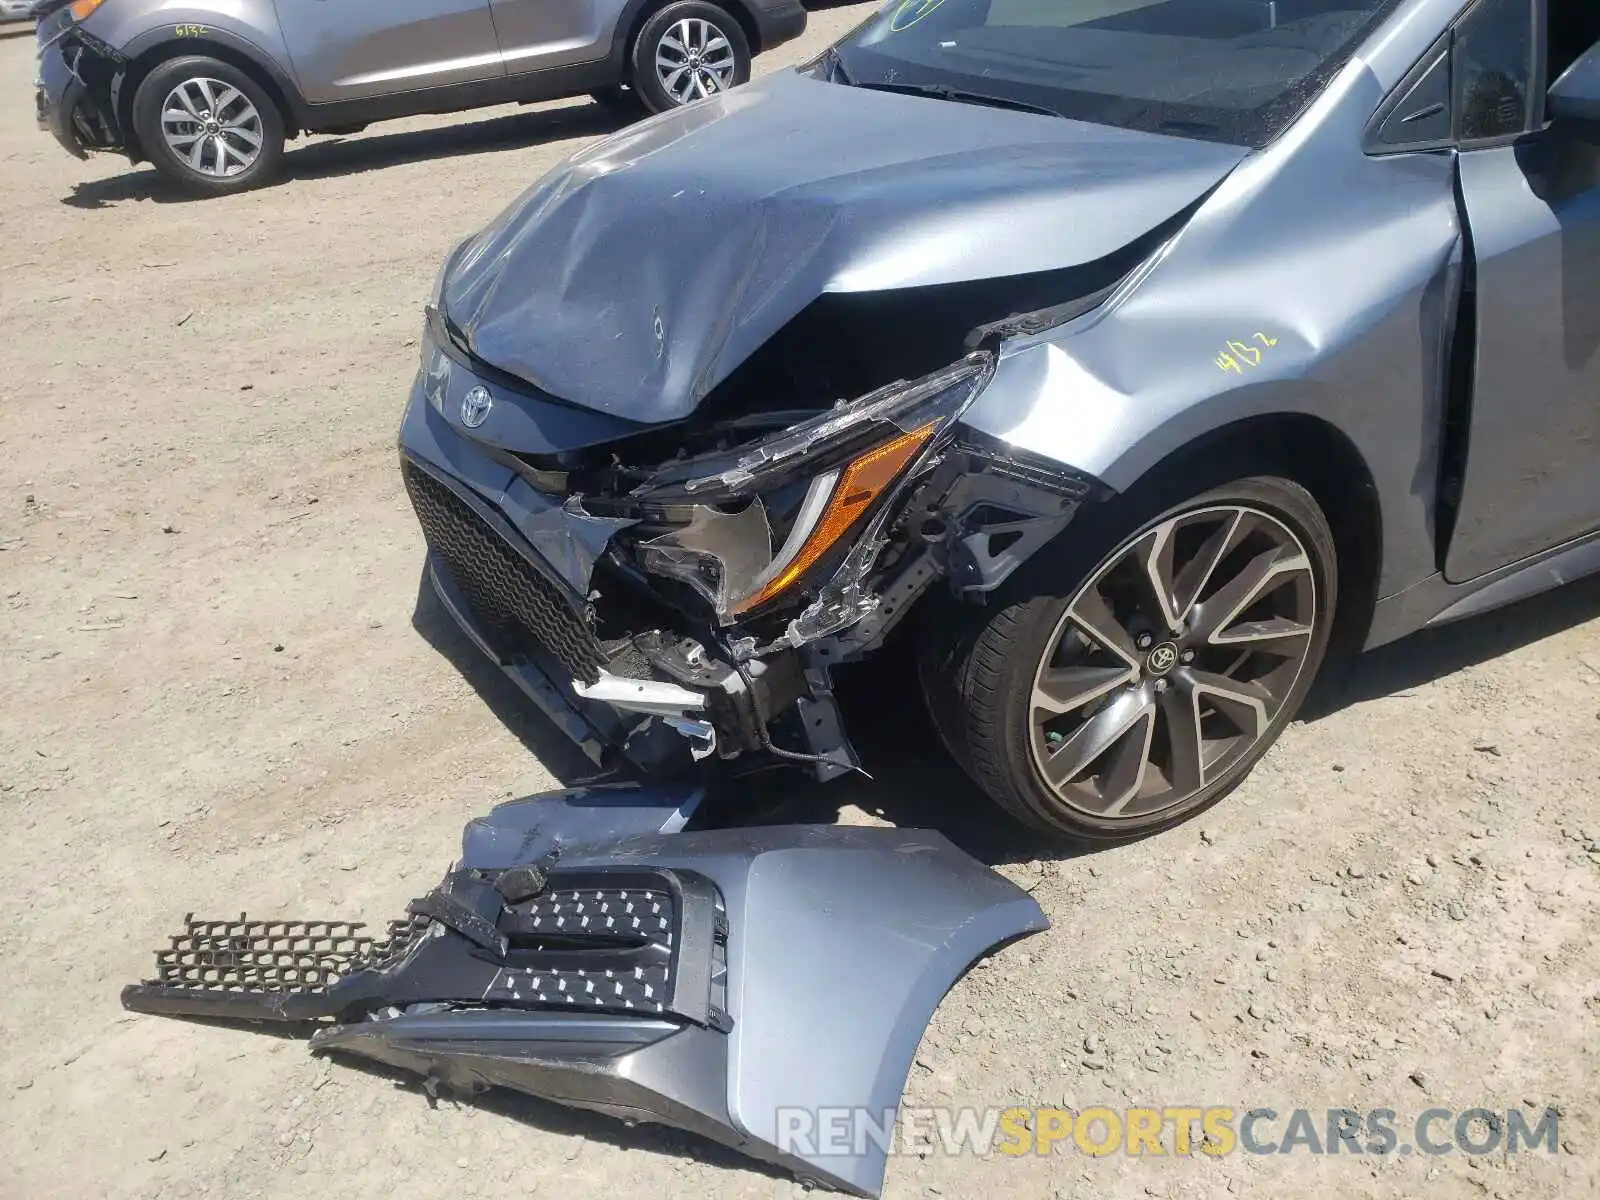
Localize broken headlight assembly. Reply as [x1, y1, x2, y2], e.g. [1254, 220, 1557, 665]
[620, 353, 995, 644]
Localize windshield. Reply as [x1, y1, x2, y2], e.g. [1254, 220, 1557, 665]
[826, 0, 1403, 147]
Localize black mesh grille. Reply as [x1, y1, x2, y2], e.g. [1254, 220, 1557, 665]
[147, 915, 426, 996]
[514, 885, 673, 946]
[124, 871, 730, 1029]
[488, 885, 676, 1013]
[402, 460, 606, 684]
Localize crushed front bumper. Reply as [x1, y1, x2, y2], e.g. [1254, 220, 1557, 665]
[122, 783, 1049, 1196]
[398, 330, 1101, 784]
[398, 371, 855, 780]
[34, 23, 128, 159]
[35, 38, 85, 157]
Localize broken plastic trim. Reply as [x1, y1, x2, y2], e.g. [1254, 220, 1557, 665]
[49, 33, 126, 156]
[630, 355, 994, 626]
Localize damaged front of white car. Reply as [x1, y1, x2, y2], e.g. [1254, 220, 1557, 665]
[398, 64, 1240, 790]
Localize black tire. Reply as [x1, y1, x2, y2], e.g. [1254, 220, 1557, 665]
[131, 56, 285, 197]
[630, 1, 751, 114]
[920, 473, 1338, 845]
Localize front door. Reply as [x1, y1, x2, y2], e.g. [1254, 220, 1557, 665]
[487, 0, 613, 75]
[1445, 0, 1600, 582]
[271, 0, 505, 105]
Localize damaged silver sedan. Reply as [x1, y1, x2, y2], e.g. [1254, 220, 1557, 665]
[122, 3, 1600, 1191]
[402, 0, 1600, 842]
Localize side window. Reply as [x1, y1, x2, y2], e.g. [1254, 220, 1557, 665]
[1369, 42, 1452, 150]
[1453, 0, 1536, 142]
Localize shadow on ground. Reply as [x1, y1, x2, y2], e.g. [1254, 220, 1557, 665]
[808, 572, 1600, 865]
[62, 101, 629, 209]
[419, 552, 1600, 867]
[134, 1014, 788, 1185]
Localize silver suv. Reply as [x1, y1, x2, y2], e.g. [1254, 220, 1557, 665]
[33, 0, 804, 195]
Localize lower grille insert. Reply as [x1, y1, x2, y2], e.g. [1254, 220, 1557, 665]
[402, 460, 606, 684]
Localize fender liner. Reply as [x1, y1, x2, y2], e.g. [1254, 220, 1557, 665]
[121, 784, 1048, 1196]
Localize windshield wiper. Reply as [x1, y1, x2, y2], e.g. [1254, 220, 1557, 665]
[1156, 118, 1227, 139]
[849, 81, 1062, 119]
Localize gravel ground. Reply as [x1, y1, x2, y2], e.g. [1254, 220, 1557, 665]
[2, 12, 1597, 1199]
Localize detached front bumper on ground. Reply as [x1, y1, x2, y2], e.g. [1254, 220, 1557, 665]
[122, 781, 1048, 1197]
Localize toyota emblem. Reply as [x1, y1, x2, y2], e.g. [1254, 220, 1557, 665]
[460, 385, 493, 428]
[1147, 643, 1180, 675]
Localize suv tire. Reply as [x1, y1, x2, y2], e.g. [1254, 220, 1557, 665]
[131, 56, 285, 197]
[631, 1, 752, 113]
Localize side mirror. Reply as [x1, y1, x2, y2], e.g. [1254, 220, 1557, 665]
[1549, 41, 1600, 125]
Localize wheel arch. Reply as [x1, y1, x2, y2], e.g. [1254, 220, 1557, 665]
[910, 413, 1366, 841]
[115, 31, 305, 160]
[1081, 411, 1385, 662]
[608, 0, 763, 77]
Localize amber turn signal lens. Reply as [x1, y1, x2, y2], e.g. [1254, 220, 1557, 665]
[69, 0, 107, 18]
[734, 420, 939, 615]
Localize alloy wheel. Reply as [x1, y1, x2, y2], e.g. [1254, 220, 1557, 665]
[655, 18, 738, 103]
[1028, 504, 1319, 821]
[160, 77, 264, 178]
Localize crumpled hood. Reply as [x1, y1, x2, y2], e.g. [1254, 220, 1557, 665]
[443, 69, 1248, 423]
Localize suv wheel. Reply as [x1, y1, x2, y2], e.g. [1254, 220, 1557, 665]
[631, 1, 751, 113]
[921, 475, 1337, 844]
[131, 56, 285, 197]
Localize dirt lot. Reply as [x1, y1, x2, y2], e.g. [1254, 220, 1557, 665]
[2, 11, 1598, 1199]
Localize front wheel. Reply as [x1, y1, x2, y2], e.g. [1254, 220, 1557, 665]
[920, 475, 1338, 844]
[630, 1, 751, 113]
[131, 56, 285, 197]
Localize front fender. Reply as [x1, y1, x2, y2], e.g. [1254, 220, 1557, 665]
[959, 54, 1465, 602]
[967, 336, 1355, 491]
[107, 17, 305, 128]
